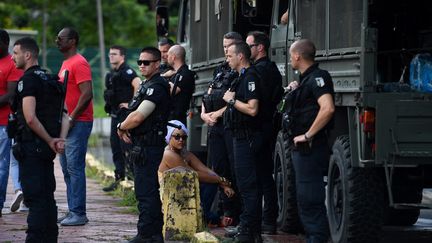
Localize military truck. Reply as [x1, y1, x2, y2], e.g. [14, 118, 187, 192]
[156, 0, 432, 242]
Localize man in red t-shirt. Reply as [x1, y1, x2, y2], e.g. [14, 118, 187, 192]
[0, 29, 23, 217]
[56, 27, 93, 226]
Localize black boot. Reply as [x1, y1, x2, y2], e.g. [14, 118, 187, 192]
[103, 179, 121, 192]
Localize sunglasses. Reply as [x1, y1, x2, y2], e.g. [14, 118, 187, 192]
[172, 134, 188, 141]
[137, 59, 159, 66]
[248, 43, 259, 48]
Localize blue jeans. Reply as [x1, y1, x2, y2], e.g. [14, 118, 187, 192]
[60, 121, 93, 216]
[10, 146, 21, 191]
[0, 126, 11, 210]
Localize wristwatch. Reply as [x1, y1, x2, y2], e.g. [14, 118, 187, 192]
[228, 99, 236, 106]
[117, 122, 126, 132]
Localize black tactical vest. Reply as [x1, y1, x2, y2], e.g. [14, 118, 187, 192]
[128, 75, 170, 145]
[14, 68, 64, 141]
[203, 63, 238, 113]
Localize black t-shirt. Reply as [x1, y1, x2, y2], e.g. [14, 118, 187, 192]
[291, 63, 334, 137]
[105, 63, 138, 111]
[169, 64, 195, 122]
[232, 66, 260, 129]
[254, 57, 283, 121]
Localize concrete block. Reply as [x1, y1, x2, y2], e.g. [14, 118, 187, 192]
[160, 166, 204, 241]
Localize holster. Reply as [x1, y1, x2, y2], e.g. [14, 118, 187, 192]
[128, 144, 146, 165]
[12, 141, 24, 162]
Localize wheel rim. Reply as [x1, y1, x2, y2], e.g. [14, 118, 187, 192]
[329, 162, 343, 231]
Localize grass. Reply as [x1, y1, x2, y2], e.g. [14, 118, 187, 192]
[85, 163, 138, 214]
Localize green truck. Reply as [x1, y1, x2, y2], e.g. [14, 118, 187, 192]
[156, 0, 432, 242]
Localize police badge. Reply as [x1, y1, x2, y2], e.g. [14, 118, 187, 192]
[146, 88, 154, 96]
[17, 81, 23, 92]
[315, 77, 325, 87]
[248, 81, 255, 91]
[126, 69, 133, 75]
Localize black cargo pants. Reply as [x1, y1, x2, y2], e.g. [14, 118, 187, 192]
[18, 140, 58, 243]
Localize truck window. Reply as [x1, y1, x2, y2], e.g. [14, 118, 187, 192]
[190, 0, 208, 64]
[297, 0, 326, 50]
[329, 0, 362, 49]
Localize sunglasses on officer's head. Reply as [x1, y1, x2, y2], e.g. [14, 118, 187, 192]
[137, 59, 159, 66]
[172, 134, 188, 141]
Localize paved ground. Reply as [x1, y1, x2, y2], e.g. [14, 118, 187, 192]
[1, 142, 431, 242]
[0, 156, 137, 243]
[0, 153, 304, 243]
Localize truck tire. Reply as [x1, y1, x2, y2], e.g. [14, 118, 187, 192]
[327, 135, 385, 243]
[385, 186, 422, 226]
[273, 131, 303, 234]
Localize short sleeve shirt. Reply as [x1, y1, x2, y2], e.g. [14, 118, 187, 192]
[235, 67, 259, 103]
[169, 64, 195, 120]
[143, 75, 169, 105]
[58, 54, 93, 121]
[233, 66, 260, 129]
[0, 54, 23, 125]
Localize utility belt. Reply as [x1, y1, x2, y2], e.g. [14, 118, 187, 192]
[12, 135, 45, 162]
[232, 127, 255, 140]
[132, 130, 165, 147]
[128, 131, 164, 166]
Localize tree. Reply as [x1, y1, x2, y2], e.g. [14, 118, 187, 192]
[0, 0, 166, 47]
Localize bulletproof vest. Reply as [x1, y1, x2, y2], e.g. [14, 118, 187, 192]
[128, 76, 170, 144]
[223, 67, 260, 131]
[105, 66, 135, 109]
[15, 69, 64, 141]
[203, 64, 238, 112]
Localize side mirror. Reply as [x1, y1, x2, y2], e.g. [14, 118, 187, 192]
[156, 6, 169, 37]
[242, 0, 257, 17]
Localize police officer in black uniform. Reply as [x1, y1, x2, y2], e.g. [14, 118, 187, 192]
[103, 45, 140, 191]
[116, 47, 170, 243]
[286, 39, 334, 243]
[158, 37, 174, 75]
[11, 37, 68, 242]
[166, 44, 195, 125]
[201, 32, 243, 226]
[223, 42, 263, 243]
[246, 31, 283, 234]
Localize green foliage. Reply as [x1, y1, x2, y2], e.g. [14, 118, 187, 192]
[0, 0, 178, 47]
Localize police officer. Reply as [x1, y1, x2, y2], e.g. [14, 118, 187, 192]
[103, 45, 140, 191]
[158, 37, 174, 75]
[201, 31, 242, 226]
[117, 47, 169, 243]
[246, 31, 283, 234]
[166, 44, 195, 125]
[11, 37, 68, 242]
[223, 42, 263, 243]
[286, 39, 334, 243]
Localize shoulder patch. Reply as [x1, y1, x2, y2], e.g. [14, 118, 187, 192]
[146, 88, 154, 96]
[315, 77, 325, 87]
[248, 81, 256, 92]
[126, 69, 133, 75]
[17, 80, 23, 92]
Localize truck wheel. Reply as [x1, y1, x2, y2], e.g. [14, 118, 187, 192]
[273, 131, 303, 234]
[327, 136, 385, 243]
[385, 186, 422, 226]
